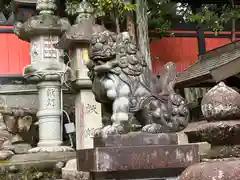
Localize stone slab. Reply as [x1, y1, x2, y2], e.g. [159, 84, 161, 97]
[0, 152, 76, 173]
[77, 144, 199, 172]
[94, 132, 178, 147]
[62, 159, 89, 180]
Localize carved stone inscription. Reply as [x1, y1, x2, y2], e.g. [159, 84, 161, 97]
[85, 104, 98, 114]
[43, 37, 58, 59]
[46, 88, 56, 108]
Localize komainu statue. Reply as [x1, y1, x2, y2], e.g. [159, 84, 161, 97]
[86, 30, 189, 137]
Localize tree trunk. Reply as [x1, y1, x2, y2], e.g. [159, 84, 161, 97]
[231, 0, 236, 42]
[126, 11, 136, 43]
[115, 16, 120, 34]
[101, 18, 104, 25]
[136, 0, 152, 70]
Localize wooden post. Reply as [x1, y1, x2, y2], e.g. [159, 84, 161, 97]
[191, 3, 206, 56]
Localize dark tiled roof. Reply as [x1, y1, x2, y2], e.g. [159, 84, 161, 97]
[176, 41, 240, 87]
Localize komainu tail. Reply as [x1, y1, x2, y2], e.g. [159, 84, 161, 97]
[158, 62, 177, 94]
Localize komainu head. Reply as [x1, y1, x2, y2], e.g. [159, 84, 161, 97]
[87, 30, 147, 76]
[89, 30, 117, 61]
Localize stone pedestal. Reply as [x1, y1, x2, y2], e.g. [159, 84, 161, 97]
[77, 132, 200, 180]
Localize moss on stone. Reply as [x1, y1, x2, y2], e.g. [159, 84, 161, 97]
[1, 167, 61, 180]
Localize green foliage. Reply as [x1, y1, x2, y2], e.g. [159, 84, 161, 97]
[0, 0, 238, 36]
[187, 4, 240, 34]
[148, 1, 240, 36]
[0, 0, 11, 18]
[65, 0, 135, 19]
[148, 0, 178, 37]
[65, 0, 136, 33]
[1, 167, 61, 180]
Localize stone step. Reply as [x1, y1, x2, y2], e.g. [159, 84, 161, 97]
[0, 152, 76, 173]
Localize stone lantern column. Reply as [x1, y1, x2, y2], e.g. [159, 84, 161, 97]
[56, 0, 104, 150]
[13, 0, 74, 153]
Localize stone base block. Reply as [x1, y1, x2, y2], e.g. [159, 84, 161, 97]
[77, 144, 199, 172]
[62, 159, 89, 180]
[196, 142, 211, 155]
[28, 146, 74, 153]
[180, 158, 240, 180]
[94, 132, 181, 147]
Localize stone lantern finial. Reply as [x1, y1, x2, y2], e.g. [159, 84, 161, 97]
[75, 0, 94, 24]
[36, 0, 57, 15]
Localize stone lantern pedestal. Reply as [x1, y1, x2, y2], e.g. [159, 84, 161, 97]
[180, 82, 240, 180]
[55, 1, 104, 179]
[56, 0, 104, 151]
[13, 0, 74, 153]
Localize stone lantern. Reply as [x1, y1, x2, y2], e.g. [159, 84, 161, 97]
[56, 0, 104, 151]
[13, 0, 74, 153]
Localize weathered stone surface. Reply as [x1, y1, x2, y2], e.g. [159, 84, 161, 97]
[197, 121, 240, 145]
[13, 143, 32, 154]
[77, 144, 199, 172]
[0, 150, 14, 160]
[202, 145, 240, 159]
[0, 152, 76, 174]
[94, 132, 178, 147]
[195, 142, 211, 156]
[0, 113, 14, 160]
[62, 159, 89, 180]
[201, 82, 240, 120]
[180, 159, 240, 180]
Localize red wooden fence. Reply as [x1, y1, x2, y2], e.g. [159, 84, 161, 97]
[0, 27, 238, 76]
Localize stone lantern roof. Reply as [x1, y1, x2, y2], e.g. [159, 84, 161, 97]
[13, 0, 71, 42]
[55, 0, 105, 50]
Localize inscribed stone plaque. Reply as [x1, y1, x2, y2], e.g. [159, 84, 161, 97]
[75, 90, 102, 150]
